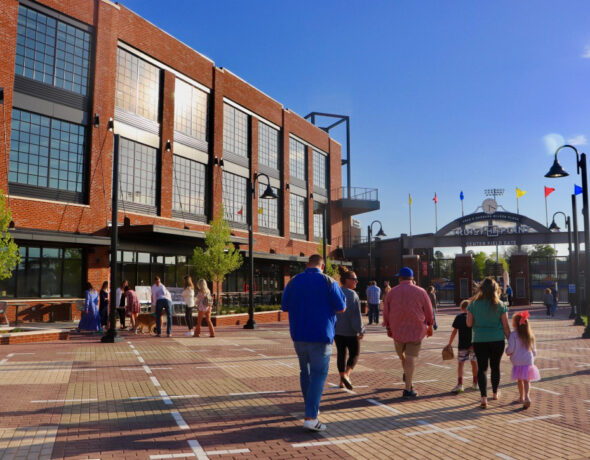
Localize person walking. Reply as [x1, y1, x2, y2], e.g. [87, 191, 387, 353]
[466, 277, 511, 409]
[366, 281, 381, 325]
[383, 281, 392, 298]
[335, 267, 365, 390]
[194, 279, 215, 338]
[78, 282, 101, 332]
[427, 285, 439, 330]
[281, 254, 346, 432]
[543, 288, 553, 317]
[115, 280, 128, 330]
[99, 281, 109, 331]
[183, 275, 195, 337]
[506, 311, 540, 409]
[383, 267, 434, 399]
[152, 276, 173, 337]
[550, 284, 559, 317]
[447, 300, 478, 393]
[124, 284, 141, 332]
[506, 285, 513, 307]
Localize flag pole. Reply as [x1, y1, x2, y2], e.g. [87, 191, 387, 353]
[409, 194, 412, 237]
[516, 187, 519, 215]
[461, 199, 464, 217]
[544, 193, 549, 228]
[435, 199, 438, 232]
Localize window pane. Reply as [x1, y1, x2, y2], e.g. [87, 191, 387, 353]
[314, 212, 324, 242]
[41, 247, 62, 297]
[62, 248, 82, 297]
[9, 108, 85, 194]
[258, 183, 279, 232]
[116, 47, 160, 121]
[25, 247, 41, 297]
[258, 122, 280, 170]
[289, 194, 306, 237]
[289, 138, 306, 181]
[223, 104, 248, 157]
[174, 79, 208, 141]
[222, 171, 247, 224]
[172, 155, 206, 216]
[313, 150, 327, 189]
[119, 138, 157, 207]
[15, 4, 90, 96]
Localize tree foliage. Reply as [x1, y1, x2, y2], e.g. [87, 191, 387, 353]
[529, 244, 556, 257]
[0, 191, 20, 280]
[190, 210, 243, 305]
[317, 239, 340, 279]
[472, 251, 508, 280]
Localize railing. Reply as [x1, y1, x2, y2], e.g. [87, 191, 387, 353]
[331, 186, 379, 202]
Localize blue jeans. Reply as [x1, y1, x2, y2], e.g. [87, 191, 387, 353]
[155, 298, 172, 335]
[368, 303, 379, 324]
[293, 341, 332, 419]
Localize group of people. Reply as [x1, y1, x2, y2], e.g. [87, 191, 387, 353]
[76, 275, 215, 338]
[282, 254, 541, 432]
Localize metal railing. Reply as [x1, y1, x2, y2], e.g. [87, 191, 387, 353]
[331, 186, 379, 202]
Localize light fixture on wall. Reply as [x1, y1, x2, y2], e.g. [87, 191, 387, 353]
[0, 87, 4, 104]
[219, 159, 224, 167]
[165, 139, 172, 152]
[93, 114, 100, 128]
[309, 193, 314, 199]
[286, 183, 290, 190]
[107, 118, 114, 131]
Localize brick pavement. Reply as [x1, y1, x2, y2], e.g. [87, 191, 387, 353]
[1, 305, 589, 459]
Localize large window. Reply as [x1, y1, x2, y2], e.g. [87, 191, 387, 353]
[0, 246, 83, 298]
[314, 213, 325, 242]
[173, 155, 206, 218]
[313, 150, 328, 190]
[15, 5, 91, 96]
[289, 138, 306, 181]
[115, 252, 198, 288]
[223, 104, 248, 157]
[290, 193, 306, 237]
[174, 79, 208, 141]
[116, 48, 160, 121]
[258, 122, 280, 170]
[258, 183, 279, 232]
[9, 108, 85, 193]
[222, 172, 247, 224]
[119, 138, 157, 209]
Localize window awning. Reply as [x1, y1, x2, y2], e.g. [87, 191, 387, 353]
[10, 228, 111, 246]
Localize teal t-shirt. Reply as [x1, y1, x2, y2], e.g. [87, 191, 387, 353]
[467, 299, 508, 343]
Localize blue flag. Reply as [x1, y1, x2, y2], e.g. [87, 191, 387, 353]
[460, 191, 464, 201]
[575, 184, 583, 195]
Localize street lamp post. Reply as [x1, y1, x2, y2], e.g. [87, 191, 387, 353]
[572, 194, 584, 325]
[548, 211, 574, 318]
[244, 173, 278, 330]
[545, 145, 590, 337]
[367, 220, 386, 283]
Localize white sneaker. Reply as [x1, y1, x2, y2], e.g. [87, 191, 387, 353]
[303, 419, 327, 431]
[472, 382, 479, 391]
[451, 384, 464, 394]
[184, 331, 193, 337]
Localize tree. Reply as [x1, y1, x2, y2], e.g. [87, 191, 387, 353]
[434, 250, 444, 259]
[530, 244, 556, 257]
[472, 252, 487, 281]
[317, 239, 340, 279]
[0, 191, 20, 280]
[190, 210, 243, 309]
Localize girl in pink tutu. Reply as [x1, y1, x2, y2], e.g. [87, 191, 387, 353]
[505, 311, 540, 409]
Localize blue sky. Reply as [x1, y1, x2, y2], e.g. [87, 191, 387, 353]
[120, 0, 590, 254]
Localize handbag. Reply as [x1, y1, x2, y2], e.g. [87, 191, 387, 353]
[442, 345, 454, 361]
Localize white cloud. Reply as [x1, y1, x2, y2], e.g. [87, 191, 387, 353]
[567, 134, 587, 146]
[543, 133, 564, 155]
[582, 46, 590, 58]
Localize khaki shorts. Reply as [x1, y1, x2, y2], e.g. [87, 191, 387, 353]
[394, 340, 422, 358]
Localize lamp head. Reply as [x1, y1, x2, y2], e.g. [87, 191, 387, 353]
[260, 184, 278, 199]
[545, 158, 569, 178]
[376, 228, 386, 237]
[548, 220, 560, 232]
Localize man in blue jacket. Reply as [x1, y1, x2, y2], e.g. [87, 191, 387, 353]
[281, 254, 346, 432]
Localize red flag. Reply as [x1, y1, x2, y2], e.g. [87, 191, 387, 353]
[237, 207, 243, 215]
[433, 193, 438, 204]
[544, 186, 555, 197]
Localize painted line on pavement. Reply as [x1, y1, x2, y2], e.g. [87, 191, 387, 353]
[575, 362, 590, 367]
[150, 376, 161, 387]
[367, 398, 402, 414]
[292, 438, 368, 448]
[150, 448, 250, 459]
[530, 386, 561, 395]
[572, 347, 590, 350]
[137, 356, 146, 363]
[159, 390, 173, 406]
[129, 394, 200, 401]
[404, 420, 476, 443]
[71, 368, 97, 372]
[143, 365, 153, 374]
[537, 368, 559, 371]
[188, 440, 209, 459]
[427, 363, 451, 369]
[508, 414, 562, 423]
[229, 390, 285, 396]
[327, 382, 355, 394]
[195, 365, 240, 369]
[171, 410, 190, 430]
[120, 367, 145, 371]
[31, 398, 98, 403]
[495, 454, 517, 460]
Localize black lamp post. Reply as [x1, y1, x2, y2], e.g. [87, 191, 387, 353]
[244, 173, 278, 329]
[367, 220, 386, 283]
[548, 211, 574, 319]
[545, 145, 590, 337]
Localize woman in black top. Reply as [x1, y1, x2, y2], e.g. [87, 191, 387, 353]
[99, 281, 109, 330]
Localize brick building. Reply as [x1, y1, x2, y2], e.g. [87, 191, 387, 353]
[0, 0, 377, 319]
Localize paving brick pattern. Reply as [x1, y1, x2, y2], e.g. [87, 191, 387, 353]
[1, 305, 589, 459]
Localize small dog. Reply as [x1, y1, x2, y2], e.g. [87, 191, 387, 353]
[135, 313, 157, 335]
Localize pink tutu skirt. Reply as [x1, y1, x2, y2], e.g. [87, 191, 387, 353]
[511, 364, 541, 382]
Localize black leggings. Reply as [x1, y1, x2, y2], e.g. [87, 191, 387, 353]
[185, 307, 194, 330]
[117, 307, 126, 328]
[473, 341, 505, 397]
[334, 335, 360, 373]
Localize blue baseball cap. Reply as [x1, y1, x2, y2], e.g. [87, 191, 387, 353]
[397, 267, 414, 278]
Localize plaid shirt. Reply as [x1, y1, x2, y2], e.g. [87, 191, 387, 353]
[366, 285, 381, 305]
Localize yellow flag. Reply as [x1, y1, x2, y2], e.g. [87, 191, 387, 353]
[258, 207, 264, 214]
[516, 187, 527, 198]
[409, 194, 413, 205]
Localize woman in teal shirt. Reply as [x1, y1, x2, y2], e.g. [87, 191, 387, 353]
[466, 277, 510, 408]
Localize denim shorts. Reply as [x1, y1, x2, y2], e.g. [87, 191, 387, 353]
[457, 348, 477, 362]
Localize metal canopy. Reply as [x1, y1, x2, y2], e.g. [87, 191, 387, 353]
[10, 228, 111, 246]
